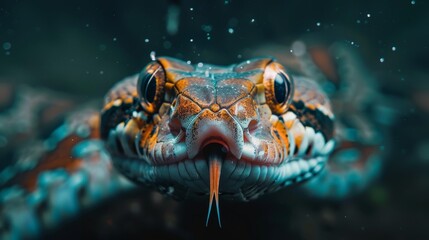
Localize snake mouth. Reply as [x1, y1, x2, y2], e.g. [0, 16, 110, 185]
[201, 139, 229, 157]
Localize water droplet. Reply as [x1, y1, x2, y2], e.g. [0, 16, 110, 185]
[316, 22, 321, 26]
[379, 58, 385, 63]
[392, 46, 396, 51]
[190, 38, 194, 42]
[237, 54, 242, 59]
[367, 13, 371, 17]
[197, 62, 204, 68]
[186, 60, 192, 64]
[291, 41, 306, 57]
[113, 37, 117, 42]
[228, 28, 234, 34]
[202, 25, 212, 32]
[150, 51, 156, 61]
[411, 0, 416, 5]
[190, 7, 194, 11]
[144, 39, 149, 43]
[2, 42, 11, 50]
[251, 19, 255, 23]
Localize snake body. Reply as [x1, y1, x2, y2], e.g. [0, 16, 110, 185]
[0, 43, 383, 238]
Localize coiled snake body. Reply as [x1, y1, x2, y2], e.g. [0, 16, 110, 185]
[0, 44, 383, 238]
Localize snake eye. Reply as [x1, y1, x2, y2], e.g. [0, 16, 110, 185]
[263, 62, 294, 114]
[274, 73, 290, 104]
[138, 62, 166, 113]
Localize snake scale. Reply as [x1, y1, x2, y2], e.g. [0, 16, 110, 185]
[0, 42, 383, 239]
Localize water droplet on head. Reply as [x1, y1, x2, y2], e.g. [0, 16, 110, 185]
[144, 39, 150, 43]
[379, 58, 385, 63]
[150, 51, 156, 61]
[228, 28, 234, 34]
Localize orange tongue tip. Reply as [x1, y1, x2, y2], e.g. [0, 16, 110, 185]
[206, 157, 222, 227]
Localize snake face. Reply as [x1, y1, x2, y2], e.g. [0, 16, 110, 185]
[101, 57, 335, 201]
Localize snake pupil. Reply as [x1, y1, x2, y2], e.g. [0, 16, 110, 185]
[274, 73, 289, 104]
[145, 75, 157, 103]
[139, 72, 157, 103]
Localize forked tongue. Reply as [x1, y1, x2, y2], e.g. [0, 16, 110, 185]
[205, 144, 225, 227]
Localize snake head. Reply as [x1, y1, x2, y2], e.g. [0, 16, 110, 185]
[100, 57, 335, 201]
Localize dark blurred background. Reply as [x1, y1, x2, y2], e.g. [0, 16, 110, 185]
[1, 0, 429, 239]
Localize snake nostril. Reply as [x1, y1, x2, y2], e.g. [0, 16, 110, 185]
[168, 118, 182, 137]
[248, 119, 259, 134]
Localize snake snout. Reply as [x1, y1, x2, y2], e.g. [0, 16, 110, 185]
[186, 109, 244, 160]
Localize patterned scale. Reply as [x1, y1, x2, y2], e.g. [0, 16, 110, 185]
[0, 89, 132, 239]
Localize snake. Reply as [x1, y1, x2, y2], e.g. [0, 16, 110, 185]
[0, 42, 383, 238]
